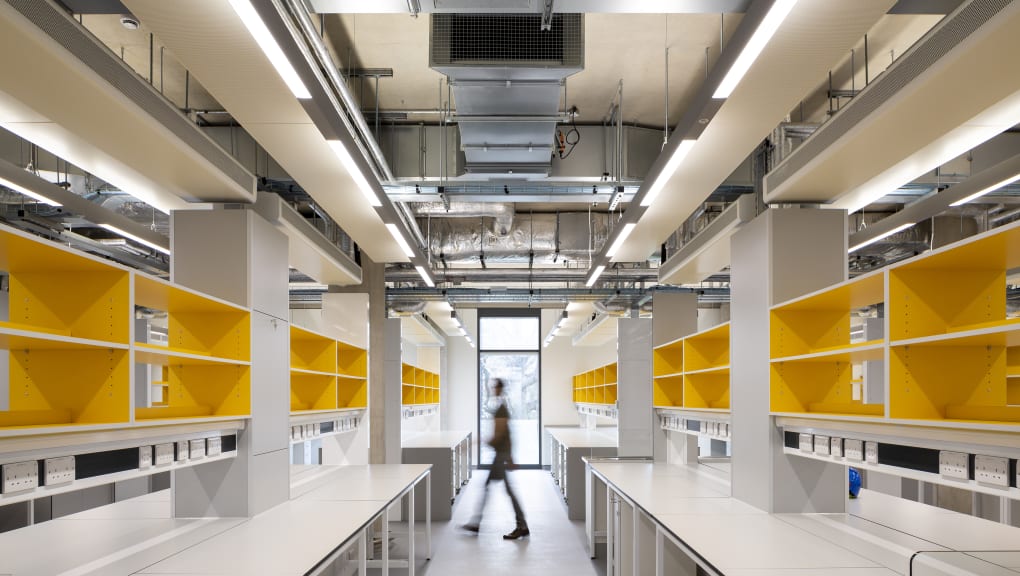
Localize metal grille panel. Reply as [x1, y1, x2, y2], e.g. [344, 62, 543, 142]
[431, 13, 583, 67]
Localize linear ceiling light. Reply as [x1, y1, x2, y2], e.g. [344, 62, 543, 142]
[848, 222, 914, 253]
[386, 223, 415, 257]
[0, 176, 62, 207]
[543, 310, 568, 348]
[227, 0, 312, 99]
[585, 264, 606, 288]
[713, 0, 797, 99]
[641, 139, 696, 207]
[327, 140, 382, 207]
[606, 223, 637, 258]
[98, 223, 170, 255]
[949, 173, 1020, 207]
[415, 265, 435, 287]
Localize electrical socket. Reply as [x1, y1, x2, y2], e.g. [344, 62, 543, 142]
[939, 451, 969, 480]
[831, 437, 843, 458]
[974, 455, 1009, 487]
[814, 435, 831, 456]
[799, 433, 813, 452]
[865, 441, 879, 464]
[207, 437, 222, 456]
[189, 439, 206, 459]
[2, 461, 39, 494]
[176, 440, 189, 461]
[154, 443, 174, 466]
[845, 439, 864, 462]
[139, 446, 153, 469]
[43, 456, 75, 486]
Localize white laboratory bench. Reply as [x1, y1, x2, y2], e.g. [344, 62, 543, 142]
[545, 426, 618, 520]
[586, 460, 1020, 576]
[0, 464, 431, 576]
[402, 430, 473, 520]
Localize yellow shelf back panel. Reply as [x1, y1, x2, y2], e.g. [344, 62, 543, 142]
[339, 343, 368, 377]
[771, 360, 880, 416]
[605, 384, 618, 404]
[136, 364, 250, 420]
[653, 375, 683, 407]
[771, 309, 850, 358]
[652, 342, 683, 376]
[889, 268, 1004, 340]
[6, 348, 129, 426]
[594, 367, 606, 386]
[684, 372, 730, 409]
[684, 324, 730, 371]
[290, 327, 337, 373]
[890, 344, 1007, 421]
[290, 372, 338, 412]
[402, 363, 415, 384]
[401, 384, 415, 405]
[338, 376, 367, 408]
[605, 363, 618, 384]
[8, 271, 130, 344]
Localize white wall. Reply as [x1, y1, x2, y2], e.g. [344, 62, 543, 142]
[444, 309, 478, 438]
[540, 308, 582, 429]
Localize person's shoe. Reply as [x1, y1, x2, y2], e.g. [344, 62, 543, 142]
[503, 527, 530, 540]
[461, 523, 480, 533]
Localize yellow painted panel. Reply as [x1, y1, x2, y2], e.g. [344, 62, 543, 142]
[605, 384, 618, 404]
[9, 271, 130, 343]
[770, 361, 854, 413]
[653, 343, 683, 376]
[770, 309, 849, 358]
[0, 408, 72, 427]
[776, 272, 885, 312]
[415, 386, 426, 404]
[889, 268, 1004, 340]
[653, 375, 683, 407]
[165, 364, 250, 417]
[135, 275, 245, 314]
[889, 345, 1006, 420]
[135, 405, 215, 420]
[402, 384, 415, 405]
[595, 367, 605, 386]
[594, 386, 605, 404]
[0, 227, 124, 274]
[684, 372, 730, 409]
[945, 405, 1020, 422]
[338, 376, 367, 408]
[804, 402, 883, 416]
[338, 344, 367, 377]
[290, 373, 337, 411]
[290, 336, 336, 373]
[402, 363, 415, 384]
[1009, 379, 1020, 405]
[169, 310, 250, 361]
[605, 363, 618, 384]
[8, 348, 129, 425]
[684, 334, 730, 371]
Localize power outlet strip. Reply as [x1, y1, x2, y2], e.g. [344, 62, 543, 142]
[176, 441, 189, 461]
[939, 451, 969, 480]
[830, 437, 843, 458]
[207, 437, 222, 456]
[799, 433, 813, 452]
[43, 456, 75, 486]
[139, 446, 153, 469]
[2, 461, 39, 494]
[189, 439, 206, 460]
[814, 435, 831, 456]
[844, 439, 864, 462]
[865, 441, 879, 464]
[974, 455, 1009, 487]
[155, 443, 174, 466]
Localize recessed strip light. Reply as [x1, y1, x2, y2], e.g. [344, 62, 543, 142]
[949, 173, 1020, 207]
[641, 139, 696, 207]
[606, 223, 637, 258]
[415, 265, 435, 287]
[585, 264, 606, 288]
[713, 0, 798, 99]
[848, 222, 914, 253]
[386, 223, 415, 257]
[99, 223, 170, 255]
[227, 0, 312, 99]
[327, 140, 382, 207]
[0, 176, 62, 207]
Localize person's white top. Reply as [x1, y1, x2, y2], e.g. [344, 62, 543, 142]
[546, 426, 619, 448]
[401, 430, 472, 449]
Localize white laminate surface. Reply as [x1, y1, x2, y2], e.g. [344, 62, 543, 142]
[401, 430, 471, 449]
[545, 426, 619, 448]
[139, 499, 384, 575]
[66, 490, 171, 520]
[590, 461, 732, 513]
[300, 464, 431, 502]
[724, 569, 899, 576]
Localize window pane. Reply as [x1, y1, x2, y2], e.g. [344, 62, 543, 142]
[479, 317, 539, 350]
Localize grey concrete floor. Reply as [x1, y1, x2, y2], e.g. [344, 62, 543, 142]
[417, 469, 604, 576]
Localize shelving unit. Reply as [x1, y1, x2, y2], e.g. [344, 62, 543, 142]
[401, 362, 440, 406]
[288, 326, 368, 413]
[650, 323, 731, 411]
[652, 339, 683, 407]
[572, 362, 618, 406]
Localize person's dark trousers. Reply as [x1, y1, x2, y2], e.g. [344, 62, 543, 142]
[470, 453, 527, 529]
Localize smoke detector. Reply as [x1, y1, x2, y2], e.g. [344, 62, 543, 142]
[120, 15, 140, 30]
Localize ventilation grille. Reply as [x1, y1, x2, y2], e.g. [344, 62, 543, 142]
[766, 0, 1013, 192]
[431, 13, 583, 67]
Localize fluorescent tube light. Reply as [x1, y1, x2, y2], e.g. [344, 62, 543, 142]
[0, 176, 62, 207]
[386, 223, 415, 257]
[586, 264, 606, 287]
[99, 223, 170, 255]
[949, 173, 1020, 207]
[606, 223, 637, 257]
[288, 281, 329, 290]
[415, 265, 435, 287]
[713, 0, 797, 99]
[227, 0, 311, 99]
[848, 222, 914, 253]
[328, 140, 381, 207]
[640, 139, 696, 207]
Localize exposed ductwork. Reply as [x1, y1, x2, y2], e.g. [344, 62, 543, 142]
[412, 201, 515, 235]
[430, 13, 584, 176]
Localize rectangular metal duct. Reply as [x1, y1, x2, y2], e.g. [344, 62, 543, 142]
[430, 13, 583, 176]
